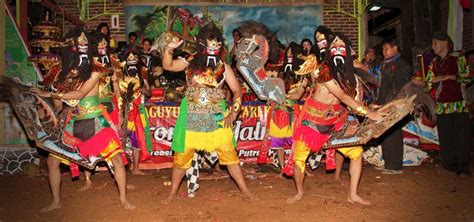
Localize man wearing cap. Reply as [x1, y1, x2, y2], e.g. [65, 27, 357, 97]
[424, 33, 471, 177]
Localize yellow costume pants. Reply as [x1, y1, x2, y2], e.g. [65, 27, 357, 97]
[293, 140, 363, 173]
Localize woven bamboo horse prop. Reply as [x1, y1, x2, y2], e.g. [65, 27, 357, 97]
[235, 35, 286, 104]
[0, 77, 103, 169]
[323, 95, 417, 149]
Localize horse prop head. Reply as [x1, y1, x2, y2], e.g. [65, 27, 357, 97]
[235, 35, 285, 104]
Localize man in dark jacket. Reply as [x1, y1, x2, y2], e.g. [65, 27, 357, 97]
[375, 38, 412, 174]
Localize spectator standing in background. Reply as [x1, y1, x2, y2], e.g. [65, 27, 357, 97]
[422, 33, 471, 177]
[375, 38, 412, 175]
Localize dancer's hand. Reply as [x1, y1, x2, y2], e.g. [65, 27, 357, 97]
[139, 87, 150, 96]
[267, 100, 277, 107]
[369, 104, 381, 109]
[167, 36, 183, 49]
[30, 88, 51, 98]
[111, 71, 119, 82]
[366, 109, 388, 121]
[176, 86, 185, 92]
[412, 77, 424, 86]
[353, 60, 364, 69]
[432, 75, 455, 83]
[118, 114, 124, 130]
[224, 111, 238, 128]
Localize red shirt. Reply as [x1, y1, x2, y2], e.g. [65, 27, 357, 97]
[428, 55, 463, 103]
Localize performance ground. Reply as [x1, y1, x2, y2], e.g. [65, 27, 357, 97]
[1, 159, 473, 221]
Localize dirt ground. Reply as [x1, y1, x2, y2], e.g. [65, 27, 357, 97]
[1, 158, 473, 222]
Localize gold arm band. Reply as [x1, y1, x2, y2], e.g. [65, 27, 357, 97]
[355, 106, 368, 116]
[51, 92, 64, 100]
[232, 97, 242, 113]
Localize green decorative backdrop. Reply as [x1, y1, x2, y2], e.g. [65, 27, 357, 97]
[4, 10, 39, 145]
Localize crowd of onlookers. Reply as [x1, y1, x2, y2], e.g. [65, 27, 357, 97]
[361, 34, 473, 177]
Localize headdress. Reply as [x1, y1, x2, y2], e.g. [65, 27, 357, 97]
[58, 28, 93, 83]
[314, 26, 334, 63]
[283, 42, 305, 75]
[189, 23, 225, 69]
[326, 32, 356, 89]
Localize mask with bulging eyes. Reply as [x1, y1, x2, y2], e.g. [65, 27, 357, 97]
[317, 39, 328, 53]
[78, 45, 88, 54]
[284, 48, 294, 72]
[97, 38, 110, 64]
[77, 32, 88, 46]
[204, 39, 222, 66]
[77, 45, 90, 67]
[76, 32, 90, 67]
[126, 53, 139, 76]
[206, 39, 222, 52]
[126, 53, 138, 65]
[315, 31, 328, 53]
[329, 36, 347, 69]
[98, 38, 108, 54]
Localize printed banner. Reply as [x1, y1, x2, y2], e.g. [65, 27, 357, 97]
[140, 102, 275, 169]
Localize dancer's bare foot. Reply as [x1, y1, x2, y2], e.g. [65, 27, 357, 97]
[131, 169, 148, 175]
[161, 193, 176, 205]
[213, 164, 223, 172]
[305, 171, 314, 177]
[242, 191, 259, 201]
[120, 199, 136, 210]
[335, 177, 346, 186]
[348, 194, 371, 205]
[79, 179, 92, 192]
[286, 193, 303, 204]
[126, 183, 136, 190]
[40, 201, 62, 212]
[278, 172, 285, 179]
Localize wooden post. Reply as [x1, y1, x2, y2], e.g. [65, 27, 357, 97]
[400, 0, 415, 67]
[413, 0, 431, 47]
[20, 0, 27, 42]
[359, 0, 368, 60]
[412, 0, 432, 71]
[472, 0, 474, 47]
[0, 1, 5, 145]
[429, 0, 441, 34]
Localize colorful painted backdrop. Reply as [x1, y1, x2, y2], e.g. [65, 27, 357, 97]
[4, 7, 40, 145]
[125, 5, 322, 47]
